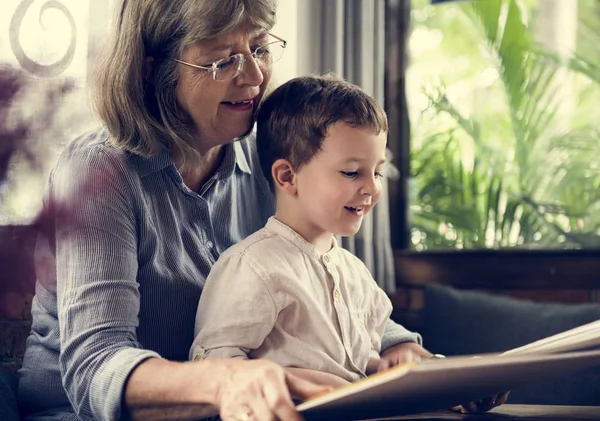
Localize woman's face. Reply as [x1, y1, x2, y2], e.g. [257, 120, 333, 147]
[175, 25, 273, 152]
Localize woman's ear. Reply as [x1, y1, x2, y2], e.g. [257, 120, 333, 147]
[271, 159, 297, 196]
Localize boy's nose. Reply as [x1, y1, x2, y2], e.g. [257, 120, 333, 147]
[360, 176, 381, 196]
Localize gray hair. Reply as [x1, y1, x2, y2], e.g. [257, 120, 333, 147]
[92, 0, 277, 167]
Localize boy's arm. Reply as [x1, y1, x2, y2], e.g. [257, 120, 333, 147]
[354, 259, 425, 373]
[191, 252, 277, 361]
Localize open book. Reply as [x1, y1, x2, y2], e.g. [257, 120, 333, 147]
[296, 320, 600, 421]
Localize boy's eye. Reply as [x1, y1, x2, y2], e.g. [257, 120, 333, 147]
[375, 171, 384, 178]
[341, 171, 358, 179]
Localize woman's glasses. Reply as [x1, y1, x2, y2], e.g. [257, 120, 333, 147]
[172, 34, 287, 81]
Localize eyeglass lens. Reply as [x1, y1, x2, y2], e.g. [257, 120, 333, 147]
[213, 41, 285, 81]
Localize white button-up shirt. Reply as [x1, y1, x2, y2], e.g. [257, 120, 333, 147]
[192, 217, 394, 382]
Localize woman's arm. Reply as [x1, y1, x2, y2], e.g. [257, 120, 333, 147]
[125, 357, 331, 421]
[54, 148, 159, 420]
[124, 358, 219, 421]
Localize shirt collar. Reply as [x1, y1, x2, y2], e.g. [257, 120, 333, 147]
[233, 140, 252, 174]
[134, 147, 172, 178]
[265, 217, 339, 261]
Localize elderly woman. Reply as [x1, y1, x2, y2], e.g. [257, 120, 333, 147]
[17, 1, 427, 420]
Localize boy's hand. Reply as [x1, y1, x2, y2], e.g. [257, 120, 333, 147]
[451, 391, 511, 413]
[377, 342, 433, 371]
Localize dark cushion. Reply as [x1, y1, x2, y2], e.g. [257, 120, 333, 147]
[423, 283, 600, 405]
[0, 366, 19, 421]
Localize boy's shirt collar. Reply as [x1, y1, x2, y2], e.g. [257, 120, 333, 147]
[265, 217, 339, 263]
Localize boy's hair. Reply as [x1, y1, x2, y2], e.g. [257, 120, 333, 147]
[256, 73, 388, 190]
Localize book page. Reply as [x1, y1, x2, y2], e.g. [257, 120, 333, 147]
[503, 320, 600, 355]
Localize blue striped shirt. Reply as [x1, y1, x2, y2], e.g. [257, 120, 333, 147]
[17, 128, 420, 421]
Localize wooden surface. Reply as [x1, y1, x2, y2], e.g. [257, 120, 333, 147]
[366, 405, 600, 420]
[395, 250, 600, 290]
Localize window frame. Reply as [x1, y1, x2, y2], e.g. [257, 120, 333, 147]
[383, 0, 600, 294]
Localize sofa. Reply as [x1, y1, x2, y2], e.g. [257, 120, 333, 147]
[0, 365, 19, 421]
[421, 283, 600, 405]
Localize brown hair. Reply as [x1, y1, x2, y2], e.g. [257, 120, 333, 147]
[256, 73, 388, 190]
[92, 0, 276, 168]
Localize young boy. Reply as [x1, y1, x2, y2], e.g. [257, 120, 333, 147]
[190, 74, 429, 387]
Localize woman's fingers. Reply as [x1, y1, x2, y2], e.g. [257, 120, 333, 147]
[248, 393, 276, 421]
[218, 360, 333, 421]
[261, 371, 303, 421]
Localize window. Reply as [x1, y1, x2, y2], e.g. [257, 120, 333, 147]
[0, 0, 120, 224]
[384, 0, 600, 321]
[404, 0, 600, 250]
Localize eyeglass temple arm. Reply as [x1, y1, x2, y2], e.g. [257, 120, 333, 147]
[269, 33, 287, 47]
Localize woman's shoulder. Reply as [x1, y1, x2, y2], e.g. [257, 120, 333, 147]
[58, 127, 131, 168]
[49, 128, 143, 199]
[54, 127, 162, 184]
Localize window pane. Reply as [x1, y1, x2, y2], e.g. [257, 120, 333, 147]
[407, 0, 600, 250]
[0, 0, 118, 224]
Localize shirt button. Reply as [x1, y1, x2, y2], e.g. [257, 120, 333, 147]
[323, 255, 330, 263]
[334, 289, 341, 299]
[206, 241, 214, 249]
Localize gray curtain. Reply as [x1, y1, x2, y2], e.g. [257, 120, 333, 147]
[303, 0, 396, 293]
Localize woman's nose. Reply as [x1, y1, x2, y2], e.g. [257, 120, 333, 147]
[235, 54, 265, 87]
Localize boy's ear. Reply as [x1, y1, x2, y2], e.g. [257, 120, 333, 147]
[271, 159, 297, 196]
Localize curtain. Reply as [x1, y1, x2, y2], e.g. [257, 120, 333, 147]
[305, 0, 396, 293]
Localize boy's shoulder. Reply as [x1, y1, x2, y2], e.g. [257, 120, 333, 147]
[218, 225, 286, 262]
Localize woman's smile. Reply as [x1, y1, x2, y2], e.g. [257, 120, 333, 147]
[221, 98, 255, 111]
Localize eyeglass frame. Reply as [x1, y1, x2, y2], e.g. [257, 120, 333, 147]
[171, 33, 287, 81]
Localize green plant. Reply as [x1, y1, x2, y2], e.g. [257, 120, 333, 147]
[410, 0, 600, 250]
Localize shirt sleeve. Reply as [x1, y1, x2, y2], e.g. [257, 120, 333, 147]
[191, 250, 278, 361]
[53, 147, 161, 421]
[381, 319, 423, 351]
[350, 256, 421, 353]
[365, 282, 394, 354]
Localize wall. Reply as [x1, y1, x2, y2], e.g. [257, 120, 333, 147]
[271, 0, 321, 83]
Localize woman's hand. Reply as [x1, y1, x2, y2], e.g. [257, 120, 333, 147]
[216, 359, 332, 421]
[377, 342, 433, 371]
[451, 391, 511, 414]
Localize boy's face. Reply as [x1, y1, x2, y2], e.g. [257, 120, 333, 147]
[294, 122, 387, 237]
